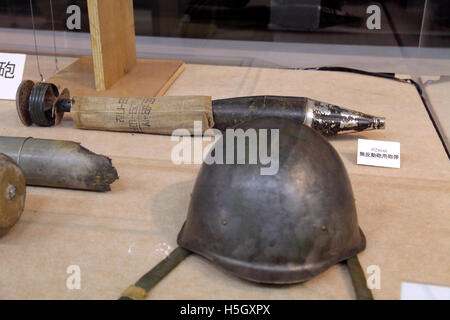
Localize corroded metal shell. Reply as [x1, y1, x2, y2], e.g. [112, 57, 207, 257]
[212, 95, 385, 136]
[178, 117, 366, 284]
[212, 96, 308, 131]
[0, 137, 118, 192]
[0, 154, 26, 237]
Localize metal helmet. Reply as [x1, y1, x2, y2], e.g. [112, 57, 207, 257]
[177, 117, 366, 284]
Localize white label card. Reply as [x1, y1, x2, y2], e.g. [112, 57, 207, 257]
[0, 53, 26, 100]
[357, 139, 400, 168]
[401, 282, 450, 300]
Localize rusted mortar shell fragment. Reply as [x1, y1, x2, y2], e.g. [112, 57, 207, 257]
[0, 137, 118, 192]
[212, 96, 386, 135]
[0, 153, 26, 237]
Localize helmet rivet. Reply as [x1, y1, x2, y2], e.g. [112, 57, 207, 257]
[221, 220, 227, 226]
[321, 225, 327, 231]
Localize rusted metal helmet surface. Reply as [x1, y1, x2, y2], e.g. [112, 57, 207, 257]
[177, 117, 366, 284]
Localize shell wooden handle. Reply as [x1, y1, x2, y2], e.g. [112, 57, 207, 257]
[71, 95, 214, 135]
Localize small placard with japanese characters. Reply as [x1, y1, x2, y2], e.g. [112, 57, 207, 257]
[0, 53, 26, 100]
[357, 139, 400, 168]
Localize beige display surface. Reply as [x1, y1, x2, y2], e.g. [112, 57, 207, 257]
[0, 56, 448, 299]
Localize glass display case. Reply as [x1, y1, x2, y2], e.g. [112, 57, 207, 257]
[0, 1, 448, 302]
[0, 1, 448, 150]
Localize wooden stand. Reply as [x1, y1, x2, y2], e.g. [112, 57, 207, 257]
[48, 0, 184, 97]
[48, 56, 184, 98]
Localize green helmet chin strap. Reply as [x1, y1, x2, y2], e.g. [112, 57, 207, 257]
[119, 247, 191, 300]
[345, 256, 374, 300]
[118, 248, 373, 300]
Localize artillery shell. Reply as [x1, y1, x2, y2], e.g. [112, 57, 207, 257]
[0, 137, 118, 192]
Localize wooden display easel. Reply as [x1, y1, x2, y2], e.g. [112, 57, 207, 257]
[48, 0, 184, 97]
